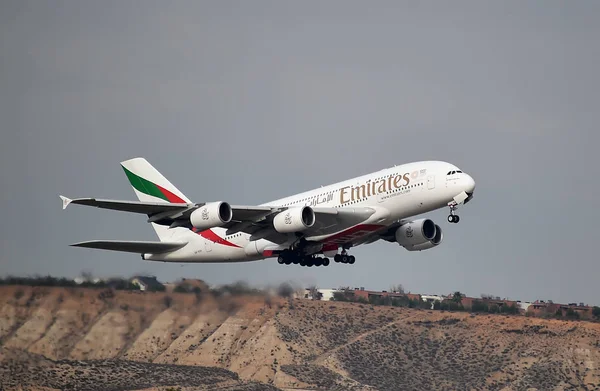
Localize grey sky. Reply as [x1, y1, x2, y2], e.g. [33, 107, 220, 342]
[1, 1, 598, 304]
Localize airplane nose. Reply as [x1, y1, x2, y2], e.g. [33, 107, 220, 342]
[464, 174, 476, 194]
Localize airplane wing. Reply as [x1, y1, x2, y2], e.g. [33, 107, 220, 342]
[70, 240, 187, 254]
[61, 196, 280, 225]
[307, 207, 376, 236]
[60, 196, 191, 214]
[222, 206, 376, 243]
[343, 219, 413, 247]
[60, 196, 376, 244]
[359, 220, 402, 242]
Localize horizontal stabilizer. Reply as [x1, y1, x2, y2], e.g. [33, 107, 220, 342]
[70, 240, 187, 254]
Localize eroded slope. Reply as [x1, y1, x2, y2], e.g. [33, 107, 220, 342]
[3, 286, 600, 391]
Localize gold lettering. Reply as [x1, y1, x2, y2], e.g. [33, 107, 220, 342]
[340, 186, 351, 204]
[352, 184, 366, 200]
[403, 173, 411, 186]
[338, 171, 413, 203]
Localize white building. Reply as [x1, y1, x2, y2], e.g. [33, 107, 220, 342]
[319, 289, 336, 301]
[516, 301, 533, 312]
[421, 295, 445, 309]
[303, 288, 338, 301]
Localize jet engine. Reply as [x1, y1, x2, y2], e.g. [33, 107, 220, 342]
[395, 218, 443, 251]
[273, 206, 315, 233]
[189, 201, 233, 230]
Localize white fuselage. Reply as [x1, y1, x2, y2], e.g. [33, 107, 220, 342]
[143, 161, 475, 262]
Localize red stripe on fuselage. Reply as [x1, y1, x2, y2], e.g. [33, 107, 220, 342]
[321, 243, 339, 252]
[192, 224, 382, 253]
[194, 228, 241, 248]
[267, 224, 384, 257]
[322, 224, 384, 246]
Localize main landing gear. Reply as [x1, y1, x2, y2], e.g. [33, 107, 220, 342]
[447, 204, 460, 224]
[276, 248, 356, 267]
[277, 251, 331, 267]
[334, 250, 355, 264]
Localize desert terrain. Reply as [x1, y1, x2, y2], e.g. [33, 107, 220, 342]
[1, 285, 600, 390]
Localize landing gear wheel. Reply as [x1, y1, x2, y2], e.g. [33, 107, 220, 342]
[277, 255, 285, 264]
[323, 258, 330, 266]
[348, 255, 356, 264]
[448, 202, 461, 223]
[341, 255, 349, 264]
[448, 214, 460, 223]
[334, 254, 341, 263]
[314, 258, 323, 267]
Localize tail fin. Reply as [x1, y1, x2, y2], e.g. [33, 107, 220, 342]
[120, 157, 191, 241]
[120, 157, 191, 204]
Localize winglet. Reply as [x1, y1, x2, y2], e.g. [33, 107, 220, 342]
[60, 195, 72, 210]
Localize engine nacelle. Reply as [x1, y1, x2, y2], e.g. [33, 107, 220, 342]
[395, 218, 443, 251]
[190, 201, 232, 230]
[273, 206, 315, 233]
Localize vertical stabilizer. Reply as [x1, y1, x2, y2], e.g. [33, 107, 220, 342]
[120, 157, 192, 240]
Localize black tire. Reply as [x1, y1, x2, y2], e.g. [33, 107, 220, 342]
[349, 255, 356, 264]
[299, 259, 306, 267]
[334, 254, 341, 263]
[341, 255, 348, 263]
[277, 255, 285, 265]
[454, 215, 460, 223]
[323, 258, 330, 266]
[448, 215, 454, 223]
[314, 258, 323, 267]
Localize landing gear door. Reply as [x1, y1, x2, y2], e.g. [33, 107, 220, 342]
[427, 175, 435, 190]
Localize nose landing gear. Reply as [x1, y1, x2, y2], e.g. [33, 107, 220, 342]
[448, 204, 460, 223]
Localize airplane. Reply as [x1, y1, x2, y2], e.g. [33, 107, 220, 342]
[60, 157, 475, 267]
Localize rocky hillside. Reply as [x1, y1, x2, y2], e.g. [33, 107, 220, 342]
[2, 285, 600, 391]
